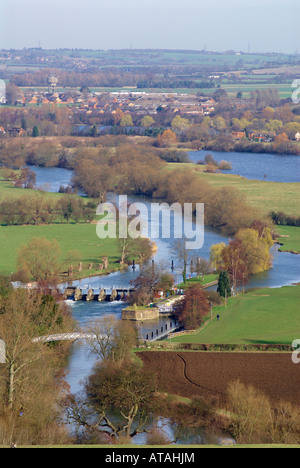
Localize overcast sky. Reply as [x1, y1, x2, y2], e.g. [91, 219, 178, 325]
[0, 0, 299, 53]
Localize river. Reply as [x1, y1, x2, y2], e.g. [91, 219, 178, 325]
[30, 162, 300, 294]
[188, 150, 300, 183]
[28, 151, 300, 444]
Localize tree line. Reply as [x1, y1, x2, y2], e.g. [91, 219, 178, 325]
[137, 79, 215, 89]
[11, 69, 147, 88]
[270, 211, 300, 227]
[0, 193, 96, 226]
[72, 143, 263, 236]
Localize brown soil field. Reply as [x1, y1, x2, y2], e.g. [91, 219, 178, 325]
[138, 352, 300, 406]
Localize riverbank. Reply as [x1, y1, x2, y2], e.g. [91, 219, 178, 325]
[177, 274, 218, 290]
[0, 168, 68, 201]
[275, 225, 300, 254]
[0, 223, 121, 278]
[165, 162, 300, 217]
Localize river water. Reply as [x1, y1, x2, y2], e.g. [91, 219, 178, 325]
[188, 150, 300, 183]
[28, 152, 300, 444]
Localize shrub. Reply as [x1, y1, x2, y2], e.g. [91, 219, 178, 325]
[227, 380, 273, 444]
[146, 427, 172, 446]
[205, 164, 218, 173]
[218, 160, 232, 170]
[204, 154, 218, 166]
[227, 380, 300, 444]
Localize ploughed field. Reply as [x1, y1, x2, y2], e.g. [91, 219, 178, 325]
[138, 352, 300, 406]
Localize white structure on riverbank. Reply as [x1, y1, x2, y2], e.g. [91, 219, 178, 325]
[0, 340, 6, 364]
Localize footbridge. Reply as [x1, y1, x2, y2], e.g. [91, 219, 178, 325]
[32, 319, 180, 345]
[32, 332, 100, 343]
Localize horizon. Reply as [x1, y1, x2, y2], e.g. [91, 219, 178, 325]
[0, 46, 296, 56]
[0, 0, 298, 54]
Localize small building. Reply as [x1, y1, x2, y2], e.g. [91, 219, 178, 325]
[295, 132, 300, 142]
[0, 340, 5, 364]
[8, 127, 25, 136]
[232, 131, 246, 140]
[122, 306, 159, 321]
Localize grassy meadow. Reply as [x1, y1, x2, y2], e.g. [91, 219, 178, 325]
[171, 286, 300, 345]
[0, 223, 121, 279]
[178, 274, 219, 290]
[275, 225, 300, 254]
[166, 162, 300, 217]
[0, 171, 66, 201]
[0, 172, 119, 280]
[221, 83, 293, 99]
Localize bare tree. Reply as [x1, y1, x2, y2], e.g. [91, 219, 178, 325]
[191, 256, 212, 281]
[0, 289, 73, 410]
[172, 238, 192, 284]
[17, 237, 62, 283]
[64, 360, 157, 441]
[84, 315, 137, 362]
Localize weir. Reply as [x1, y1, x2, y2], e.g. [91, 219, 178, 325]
[61, 285, 136, 302]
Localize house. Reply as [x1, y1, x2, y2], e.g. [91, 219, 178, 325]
[249, 133, 274, 143]
[16, 95, 25, 105]
[28, 96, 38, 104]
[232, 131, 246, 140]
[295, 132, 300, 142]
[60, 95, 74, 104]
[49, 95, 62, 104]
[8, 127, 25, 136]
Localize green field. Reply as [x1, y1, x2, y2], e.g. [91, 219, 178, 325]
[0, 173, 121, 279]
[197, 172, 300, 216]
[36, 83, 290, 99]
[0, 172, 65, 201]
[178, 274, 218, 290]
[222, 83, 293, 99]
[0, 223, 121, 279]
[166, 163, 300, 217]
[275, 225, 300, 254]
[171, 286, 300, 345]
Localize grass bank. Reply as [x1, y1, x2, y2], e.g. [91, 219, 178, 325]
[171, 286, 300, 345]
[275, 225, 300, 254]
[166, 163, 300, 217]
[0, 171, 125, 280]
[0, 223, 121, 279]
[178, 274, 218, 290]
[0, 170, 66, 201]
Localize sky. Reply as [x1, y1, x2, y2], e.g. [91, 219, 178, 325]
[0, 0, 299, 53]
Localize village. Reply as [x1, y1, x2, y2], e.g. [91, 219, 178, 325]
[8, 85, 216, 116]
[1, 72, 300, 150]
